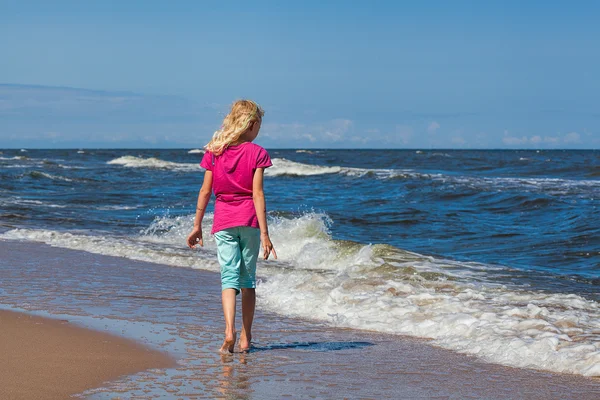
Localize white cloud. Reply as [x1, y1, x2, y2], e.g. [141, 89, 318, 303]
[563, 132, 581, 143]
[427, 121, 440, 134]
[474, 132, 490, 147]
[543, 136, 559, 144]
[323, 119, 353, 141]
[43, 131, 60, 139]
[451, 136, 466, 145]
[260, 122, 305, 139]
[143, 135, 158, 144]
[260, 119, 353, 144]
[502, 130, 563, 146]
[302, 133, 317, 142]
[350, 136, 369, 144]
[530, 135, 542, 144]
[502, 135, 528, 145]
[394, 125, 413, 145]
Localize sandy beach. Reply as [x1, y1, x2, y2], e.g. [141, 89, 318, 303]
[1, 239, 599, 399]
[0, 309, 174, 400]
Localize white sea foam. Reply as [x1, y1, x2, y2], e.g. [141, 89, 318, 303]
[268, 159, 600, 193]
[107, 156, 200, 172]
[29, 171, 73, 182]
[268, 158, 416, 179]
[33, 153, 600, 197]
[0, 197, 66, 208]
[453, 175, 600, 195]
[188, 149, 205, 154]
[105, 155, 574, 189]
[95, 205, 142, 211]
[0, 156, 27, 160]
[1, 157, 81, 172]
[0, 230, 218, 275]
[57, 164, 81, 170]
[268, 158, 343, 176]
[2, 212, 599, 377]
[2, 164, 33, 168]
[105, 154, 418, 179]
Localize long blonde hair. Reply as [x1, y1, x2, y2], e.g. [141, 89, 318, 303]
[205, 100, 264, 156]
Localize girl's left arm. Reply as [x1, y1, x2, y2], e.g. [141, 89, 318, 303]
[187, 170, 213, 248]
[253, 168, 277, 260]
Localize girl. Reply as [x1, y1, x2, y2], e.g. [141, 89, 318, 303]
[186, 99, 277, 354]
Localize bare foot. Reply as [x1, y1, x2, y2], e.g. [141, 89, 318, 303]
[239, 333, 252, 352]
[219, 331, 236, 354]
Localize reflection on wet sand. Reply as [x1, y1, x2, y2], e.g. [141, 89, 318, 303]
[219, 353, 251, 399]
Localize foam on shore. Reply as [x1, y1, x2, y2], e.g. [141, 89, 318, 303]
[3, 212, 599, 377]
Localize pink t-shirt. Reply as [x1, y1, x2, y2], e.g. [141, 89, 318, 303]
[200, 142, 272, 234]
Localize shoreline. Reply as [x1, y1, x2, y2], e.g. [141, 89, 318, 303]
[1, 239, 599, 399]
[0, 309, 175, 400]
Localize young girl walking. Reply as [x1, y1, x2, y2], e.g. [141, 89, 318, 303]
[186, 99, 277, 354]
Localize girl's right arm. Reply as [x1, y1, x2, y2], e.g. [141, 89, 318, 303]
[253, 168, 277, 260]
[187, 170, 213, 248]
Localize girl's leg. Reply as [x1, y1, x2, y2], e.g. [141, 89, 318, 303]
[240, 288, 255, 351]
[214, 229, 243, 353]
[220, 288, 237, 353]
[238, 227, 260, 351]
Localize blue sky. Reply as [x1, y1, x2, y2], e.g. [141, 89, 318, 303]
[1, 0, 599, 148]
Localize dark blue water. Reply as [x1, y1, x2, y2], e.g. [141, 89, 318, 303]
[1, 148, 598, 297]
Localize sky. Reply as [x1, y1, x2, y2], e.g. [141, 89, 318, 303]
[1, 0, 599, 149]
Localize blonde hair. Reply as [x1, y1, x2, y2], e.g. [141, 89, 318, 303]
[205, 99, 264, 156]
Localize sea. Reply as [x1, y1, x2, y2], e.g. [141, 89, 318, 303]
[1, 148, 599, 377]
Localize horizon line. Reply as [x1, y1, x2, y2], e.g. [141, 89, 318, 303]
[1, 147, 597, 151]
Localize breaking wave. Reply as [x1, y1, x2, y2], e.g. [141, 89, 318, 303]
[107, 156, 200, 172]
[2, 212, 599, 377]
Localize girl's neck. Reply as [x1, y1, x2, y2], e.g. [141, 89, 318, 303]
[230, 133, 254, 146]
[230, 139, 250, 146]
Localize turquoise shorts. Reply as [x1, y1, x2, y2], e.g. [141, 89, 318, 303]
[214, 226, 260, 294]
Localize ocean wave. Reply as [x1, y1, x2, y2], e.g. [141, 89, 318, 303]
[187, 149, 205, 154]
[0, 156, 28, 160]
[56, 164, 82, 170]
[107, 156, 200, 172]
[2, 212, 599, 377]
[268, 158, 417, 179]
[1, 158, 83, 172]
[268, 158, 344, 176]
[95, 205, 143, 211]
[105, 155, 422, 179]
[295, 150, 320, 154]
[18, 153, 600, 197]
[0, 197, 67, 208]
[452, 176, 600, 196]
[24, 171, 73, 182]
[2, 164, 34, 168]
[272, 159, 600, 193]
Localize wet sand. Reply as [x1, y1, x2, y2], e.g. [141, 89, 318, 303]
[0, 239, 599, 399]
[0, 309, 174, 400]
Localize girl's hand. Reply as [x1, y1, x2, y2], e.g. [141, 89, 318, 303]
[187, 228, 203, 249]
[261, 233, 277, 260]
